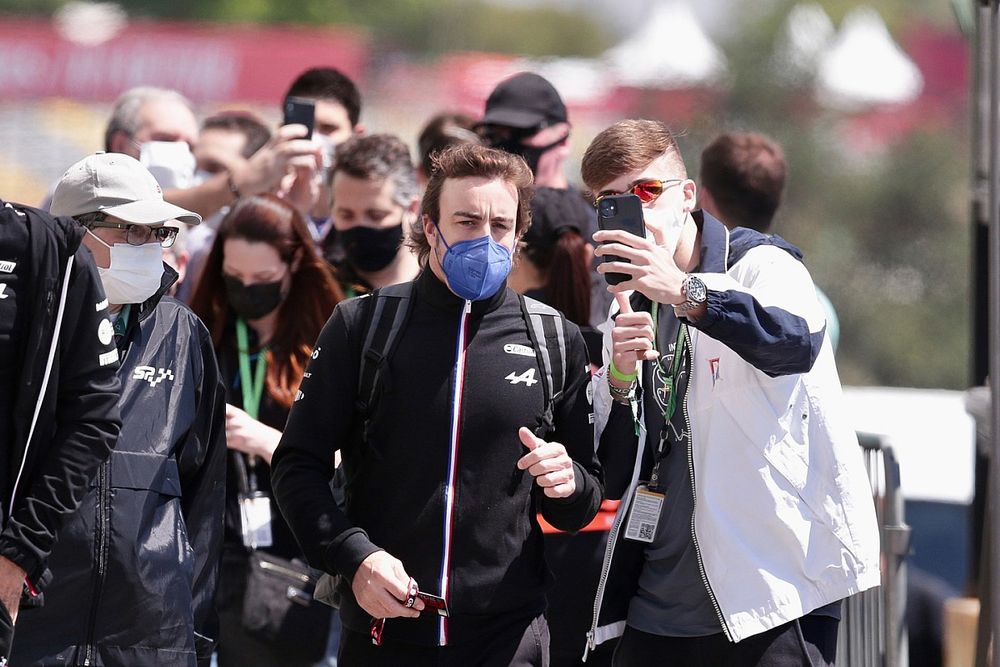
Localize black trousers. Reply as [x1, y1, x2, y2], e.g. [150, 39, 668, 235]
[338, 613, 550, 667]
[612, 615, 838, 667]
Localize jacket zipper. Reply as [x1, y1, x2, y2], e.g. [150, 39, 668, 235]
[584, 488, 630, 661]
[83, 458, 112, 665]
[437, 299, 472, 646]
[584, 384, 646, 661]
[683, 326, 733, 642]
[9, 256, 73, 524]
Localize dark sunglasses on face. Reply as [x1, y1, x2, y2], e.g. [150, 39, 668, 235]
[596, 178, 684, 205]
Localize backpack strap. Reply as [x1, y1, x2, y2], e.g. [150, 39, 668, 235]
[518, 295, 568, 438]
[356, 282, 415, 443]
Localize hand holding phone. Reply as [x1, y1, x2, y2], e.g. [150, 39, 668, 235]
[283, 96, 315, 140]
[596, 194, 645, 285]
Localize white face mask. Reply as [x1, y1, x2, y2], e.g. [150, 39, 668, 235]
[643, 205, 688, 256]
[139, 141, 196, 189]
[88, 230, 164, 305]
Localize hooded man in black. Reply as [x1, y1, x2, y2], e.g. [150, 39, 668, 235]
[0, 199, 122, 662]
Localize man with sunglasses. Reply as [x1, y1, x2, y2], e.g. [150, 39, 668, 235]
[580, 120, 880, 666]
[12, 153, 227, 667]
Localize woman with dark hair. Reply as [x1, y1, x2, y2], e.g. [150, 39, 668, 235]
[509, 186, 602, 364]
[190, 193, 344, 667]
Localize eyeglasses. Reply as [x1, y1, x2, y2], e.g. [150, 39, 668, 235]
[87, 219, 179, 248]
[596, 178, 684, 205]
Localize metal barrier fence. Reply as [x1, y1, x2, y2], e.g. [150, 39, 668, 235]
[836, 432, 911, 667]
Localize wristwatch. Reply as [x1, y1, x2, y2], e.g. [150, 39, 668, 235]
[675, 274, 707, 313]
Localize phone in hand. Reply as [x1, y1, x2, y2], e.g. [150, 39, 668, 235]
[282, 96, 315, 140]
[596, 193, 645, 285]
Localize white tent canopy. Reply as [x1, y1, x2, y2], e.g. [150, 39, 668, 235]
[772, 2, 836, 84]
[814, 6, 923, 110]
[605, 1, 727, 89]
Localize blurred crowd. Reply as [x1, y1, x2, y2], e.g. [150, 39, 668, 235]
[0, 62, 892, 667]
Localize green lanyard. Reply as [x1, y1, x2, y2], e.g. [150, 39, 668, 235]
[112, 304, 131, 339]
[236, 319, 268, 421]
[651, 302, 687, 424]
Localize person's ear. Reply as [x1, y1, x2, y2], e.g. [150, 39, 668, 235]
[682, 179, 698, 213]
[353, 122, 366, 137]
[421, 213, 436, 242]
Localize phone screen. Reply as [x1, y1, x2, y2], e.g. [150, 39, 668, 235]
[596, 194, 645, 285]
[283, 96, 315, 140]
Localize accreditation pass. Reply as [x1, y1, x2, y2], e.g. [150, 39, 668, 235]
[624, 484, 665, 543]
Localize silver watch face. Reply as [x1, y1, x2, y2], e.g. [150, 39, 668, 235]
[686, 276, 707, 303]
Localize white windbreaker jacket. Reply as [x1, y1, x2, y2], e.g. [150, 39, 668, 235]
[586, 213, 881, 654]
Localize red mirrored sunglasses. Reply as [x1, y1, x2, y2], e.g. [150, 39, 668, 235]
[597, 178, 684, 205]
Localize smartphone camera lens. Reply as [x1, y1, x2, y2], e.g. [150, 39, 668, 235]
[599, 199, 617, 219]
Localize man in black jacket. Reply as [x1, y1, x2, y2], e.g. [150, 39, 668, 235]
[0, 200, 122, 661]
[12, 153, 227, 667]
[272, 143, 603, 666]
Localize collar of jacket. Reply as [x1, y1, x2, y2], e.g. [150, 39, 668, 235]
[692, 209, 730, 273]
[415, 267, 509, 316]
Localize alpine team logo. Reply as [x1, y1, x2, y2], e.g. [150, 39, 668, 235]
[506, 368, 538, 387]
[133, 365, 174, 387]
[708, 358, 722, 388]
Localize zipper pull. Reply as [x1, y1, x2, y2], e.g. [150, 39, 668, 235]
[583, 630, 594, 662]
[464, 299, 472, 314]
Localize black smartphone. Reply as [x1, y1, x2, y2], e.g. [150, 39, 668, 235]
[282, 96, 315, 139]
[596, 193, 645, 285]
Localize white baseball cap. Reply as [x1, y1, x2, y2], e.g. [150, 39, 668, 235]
[51, 152, 201, 226]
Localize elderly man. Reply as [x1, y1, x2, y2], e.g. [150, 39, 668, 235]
[12, 153, 226, 667]
[100, 86, 319, 222]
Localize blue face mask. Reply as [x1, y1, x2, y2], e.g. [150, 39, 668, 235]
[434, 223, 513, 301]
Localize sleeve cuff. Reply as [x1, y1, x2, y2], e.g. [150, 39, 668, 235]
[325, 528, 382, 582]
[539, 462, 601, 531]
[0, 538, 42, 590]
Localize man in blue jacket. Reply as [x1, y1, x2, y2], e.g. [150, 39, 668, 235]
[12, 153, 226, 667]
[581, 120, 880, 666]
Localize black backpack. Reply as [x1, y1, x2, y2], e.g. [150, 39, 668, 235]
[354, 281, 569, 442]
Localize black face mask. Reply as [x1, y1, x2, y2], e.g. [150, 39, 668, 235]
[493, 133, 569, 175]
[339, 223, 403, 273]
[224, 274, 285, 321]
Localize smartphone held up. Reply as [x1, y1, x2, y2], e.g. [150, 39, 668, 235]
[283, 96, 315, 139]
[596, 193, 645, 285]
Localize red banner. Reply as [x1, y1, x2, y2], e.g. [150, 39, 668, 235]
[0, 18, 369, 103]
